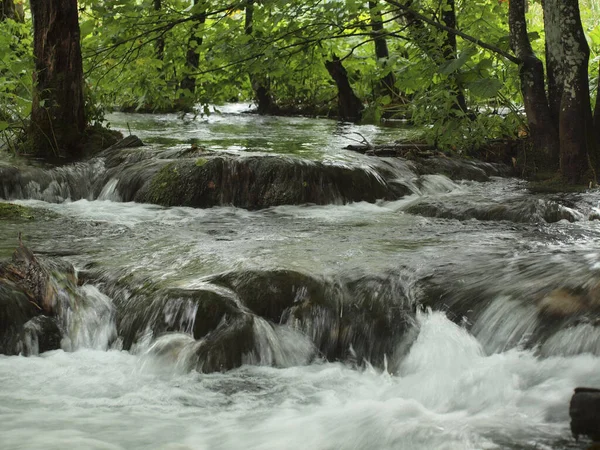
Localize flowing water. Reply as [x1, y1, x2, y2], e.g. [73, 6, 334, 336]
[1, 105, 600, 449]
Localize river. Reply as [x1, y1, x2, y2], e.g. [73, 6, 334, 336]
[1, 104, 599, 449]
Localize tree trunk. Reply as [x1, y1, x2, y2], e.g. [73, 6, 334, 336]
[509, 0, 559, 167]
[594, 62, 600, 154]
[179, 0, 205, 98]
[1, 0, 20, 21]
[154, 0, 165, 61]
[325, 55, 363, 122]
[245, 0, 276, 115]
[542, 0, 563, 129]
[29, 0, 86, 159]
[543, 0, 596, 183]
[440, 0, 467, 113]
[369, 1, 396, 99]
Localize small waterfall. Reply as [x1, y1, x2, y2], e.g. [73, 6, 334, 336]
[59, 285, 117, 351]
[97, 178, 122, 201]
[470, 296, 539, 354]
[243, 317, 317, 367]
[0, 159, 106, 202]
[540, 323, 600, 357]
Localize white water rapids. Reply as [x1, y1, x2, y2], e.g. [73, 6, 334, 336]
[1, 311, 597, 450]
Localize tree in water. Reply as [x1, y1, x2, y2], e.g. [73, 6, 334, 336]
[509, 0, 597, 183]
[29, 0, 86, 159]
[325, 55, 363, 122]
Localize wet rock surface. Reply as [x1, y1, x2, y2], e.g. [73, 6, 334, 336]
[406, 197, 578, 223]
[0, 242, 80, 355]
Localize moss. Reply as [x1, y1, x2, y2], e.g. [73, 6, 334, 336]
[528, 174, 589, 193]
[146, 162, 182, 205]
[195, 157, 208, 167]
[0, 203, 34, 220]
[82, 124, 123, 158]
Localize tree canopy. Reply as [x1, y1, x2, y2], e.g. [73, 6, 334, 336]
[0, 0, 599, 181]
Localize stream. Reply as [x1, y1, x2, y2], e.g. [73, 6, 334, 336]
[1, 104, 600, 449]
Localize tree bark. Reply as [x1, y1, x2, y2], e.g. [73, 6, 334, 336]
[440, 0, 467, 113]
[543, 0, 595, 183]
[153, 0, 165, 61]
[29, 0, 86, 159]
[245, 0, 276, 115]
[509, 0, 559, 167]
[542, 0, 563, 129]
[325, 55, 363, 122]
[1, 0, 20, 21]
[369, 1, 396, 99]
[594, 62, 600, 153]
[179, 0, 205, 98]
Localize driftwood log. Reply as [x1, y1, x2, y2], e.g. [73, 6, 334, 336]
[570, 387, 600, 442]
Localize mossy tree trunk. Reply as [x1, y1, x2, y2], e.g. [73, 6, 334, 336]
[508, 0, 559, 168]
[29, 0, 86, 159]
[542, 0, 596, 183]
[325, 55, 363, 122]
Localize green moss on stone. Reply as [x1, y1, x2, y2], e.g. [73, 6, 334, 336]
[146, 162, 182, 205]
[0, 203, 34, 220]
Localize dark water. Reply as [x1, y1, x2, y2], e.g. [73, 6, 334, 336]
[1, 105, 599, 450]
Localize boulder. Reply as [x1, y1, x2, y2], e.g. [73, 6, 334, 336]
[570, 387, 600, 441]
[132, 155, 402, 209]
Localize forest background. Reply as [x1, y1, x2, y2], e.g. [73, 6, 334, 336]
[0, 0, 599, 182]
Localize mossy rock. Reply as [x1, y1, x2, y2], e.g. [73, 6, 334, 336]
[141, 155, 397, 209]
[0, 203, 34, 220]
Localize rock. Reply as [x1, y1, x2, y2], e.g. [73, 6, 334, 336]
[195, 313, 255, 372]
[22, 315, 62, 355]
[132, 155, 401, 209]
[406, 197, 577, 223]
[0, 241, 79, 355]
[570, 387, 600, 441]
[0, 281, 39, 355]
[102, 135, 144, 152]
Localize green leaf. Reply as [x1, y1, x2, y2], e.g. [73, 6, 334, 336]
[467, 78, 503, 99]
[438, 46, 477, 75]
[0, 121, 8, 132]
[80, 20, 95, 39]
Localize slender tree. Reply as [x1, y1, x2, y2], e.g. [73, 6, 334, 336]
[369, 1, 396, 99]
[153, 0, 165, 61]
[180, 0, 206, 100]
[508, 0, 559, 166]
[29, 0, 86, 159]
[245, 0, 276, 114]
[325, 55, 363, 121]
[440, 0, 467, 113]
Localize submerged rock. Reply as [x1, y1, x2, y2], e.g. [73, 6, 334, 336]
[406, 197, 577, 223]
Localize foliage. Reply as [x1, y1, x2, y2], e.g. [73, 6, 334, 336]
[0, 16, 32, 150]
[1, 0, 600, 153]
